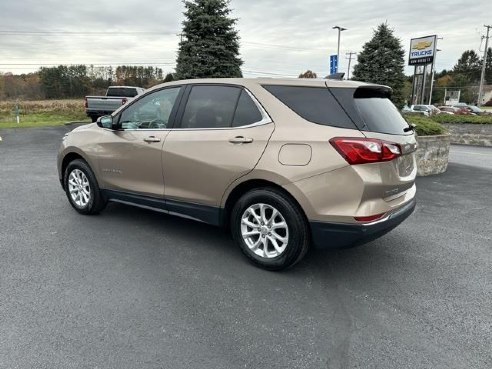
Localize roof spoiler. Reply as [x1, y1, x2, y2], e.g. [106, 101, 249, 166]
[326, 73, 345, 80]
[354, 85, 393, 98]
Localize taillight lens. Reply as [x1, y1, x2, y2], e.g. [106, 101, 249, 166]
[329, 137, 401, 165]
[354, 213, 386, 222]
[84, 97, 88, 109]
[122, 98, 128, 105]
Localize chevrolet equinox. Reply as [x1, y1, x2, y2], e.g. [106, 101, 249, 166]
[58, 78, 417, 270]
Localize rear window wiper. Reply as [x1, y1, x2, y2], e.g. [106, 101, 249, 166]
[403, 124, 416, 133]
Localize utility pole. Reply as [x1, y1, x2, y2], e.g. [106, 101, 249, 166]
[478, 25, 491, 107]
[345, 52, 357, 80]
[332, 26, 347, 73]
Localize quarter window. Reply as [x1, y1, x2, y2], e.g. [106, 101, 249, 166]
[119, 87, 181, 129]
[263, 85, 357, 129]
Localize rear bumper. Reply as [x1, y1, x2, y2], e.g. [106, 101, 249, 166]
[309, 198, 416, 249]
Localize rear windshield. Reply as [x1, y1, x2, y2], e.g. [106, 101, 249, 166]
[262, 85, 357, 129]
[331, 87, 412, 135]
[107, 87, 138, 97]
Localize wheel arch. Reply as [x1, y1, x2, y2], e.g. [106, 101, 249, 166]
[221, 178, 309, 228]
[60, 152, 90, 190]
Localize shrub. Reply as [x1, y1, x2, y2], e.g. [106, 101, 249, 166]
[431, 114, 492, 124]
[403, 114, 447, 136]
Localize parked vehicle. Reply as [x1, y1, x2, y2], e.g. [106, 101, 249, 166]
[402, 105, 428, 116]
[85, 86, 145, 122]
[466, 105, 484, 114]
[454, 105, 491, 115]
[58, 79, 417, 270]
[437, 106, 459, 115]
[411, 104, 441, 116]
[450, 105, 476, 115]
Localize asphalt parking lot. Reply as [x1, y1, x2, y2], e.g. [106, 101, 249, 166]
[0, 126, 491, 369]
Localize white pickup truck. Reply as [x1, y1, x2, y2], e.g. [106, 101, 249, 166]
[85, 86, 145, 122]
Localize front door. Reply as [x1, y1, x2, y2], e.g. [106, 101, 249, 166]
[97, 86, 183, 197]
[162, 84, 275, 207]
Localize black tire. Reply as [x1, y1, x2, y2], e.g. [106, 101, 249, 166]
[64, 159, 107, 215]
[90, 115, 98, 122]
[231, 188, 310, 271]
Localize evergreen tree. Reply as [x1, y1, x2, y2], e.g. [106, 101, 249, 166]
[175, 0, 243, 79]
[352, 23, 406, 107]
[485, 47, 492, 84]
[163, 73, 175, 83]
[453, 50, 481, 82]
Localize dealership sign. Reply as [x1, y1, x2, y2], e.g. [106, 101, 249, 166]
[408, 35, 436, 65]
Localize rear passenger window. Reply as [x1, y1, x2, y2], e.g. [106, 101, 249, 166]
[180, 86, 241, 129]
[263, 85, 356, 129]
[232, 90, 263, 127]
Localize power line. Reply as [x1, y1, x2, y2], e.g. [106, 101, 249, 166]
[0, 30, 174, 35]
[242, 41, 327, 52]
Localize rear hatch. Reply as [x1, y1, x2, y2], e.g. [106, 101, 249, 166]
[328, 84, 417, 201]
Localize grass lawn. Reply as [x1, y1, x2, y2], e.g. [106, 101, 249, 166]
[0, 99, 90, 129]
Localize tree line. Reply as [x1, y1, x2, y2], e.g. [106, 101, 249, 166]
[0, 65, 170, 100]
[1, 0, 491, 106]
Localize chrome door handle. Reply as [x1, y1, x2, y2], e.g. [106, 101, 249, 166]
[143, 136, 161, 143]
[229, 136, 253, 144]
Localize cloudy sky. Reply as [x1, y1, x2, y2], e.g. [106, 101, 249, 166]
[1, 0, 491, 78]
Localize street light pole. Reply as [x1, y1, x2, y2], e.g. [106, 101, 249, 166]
[333, 26, 347, 73]
[478, 25, 491, 107]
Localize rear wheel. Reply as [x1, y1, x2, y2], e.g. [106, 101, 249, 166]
[231, 188, 310, 271]
[64, 159, 107, 215]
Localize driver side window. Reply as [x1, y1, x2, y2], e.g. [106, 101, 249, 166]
[119, 87, 181, 129]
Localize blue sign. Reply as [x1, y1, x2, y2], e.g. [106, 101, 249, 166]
[330, 55, 338, 75]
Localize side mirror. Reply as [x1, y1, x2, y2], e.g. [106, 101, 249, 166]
[97, 115, 113, 129]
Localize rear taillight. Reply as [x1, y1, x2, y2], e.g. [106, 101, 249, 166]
[121, 98, 128, 105]
[329, 137, 401, 165]
[84, 97, 88, 108]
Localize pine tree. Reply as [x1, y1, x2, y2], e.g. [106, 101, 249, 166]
[352, 23, 406, 107]
[453, 50, 481, 82]
[175, 0, 243, 79]
[485, 47, 492, 84]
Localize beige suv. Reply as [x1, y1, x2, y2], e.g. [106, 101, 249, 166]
[58, 78, 417, 270]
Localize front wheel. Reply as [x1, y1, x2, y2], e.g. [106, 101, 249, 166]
[64, 159, 107, 215]
[231, 188, 310, 271]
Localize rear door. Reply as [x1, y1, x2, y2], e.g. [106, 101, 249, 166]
[162, 84, 274, 207]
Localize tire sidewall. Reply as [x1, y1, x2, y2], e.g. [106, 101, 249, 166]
[64, 160, 99, 214]
[231, 189, 308, 270]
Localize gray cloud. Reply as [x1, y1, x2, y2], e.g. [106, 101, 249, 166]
[0, 0, 490, 77]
